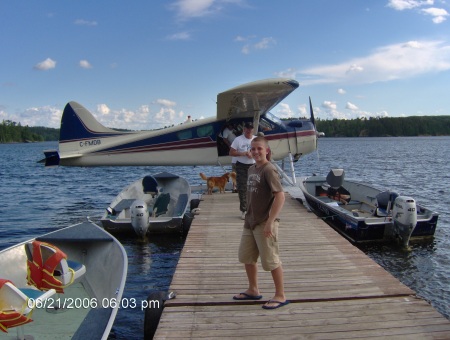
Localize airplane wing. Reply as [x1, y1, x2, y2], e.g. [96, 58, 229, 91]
[216, 78, 299, 121]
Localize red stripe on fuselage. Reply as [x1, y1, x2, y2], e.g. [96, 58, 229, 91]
[94, 137, 215, 155]
[76, 129, 315, 156]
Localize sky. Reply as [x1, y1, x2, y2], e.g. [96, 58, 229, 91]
[1, 0, 450, 130]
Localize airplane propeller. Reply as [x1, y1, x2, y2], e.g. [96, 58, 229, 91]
[309, 96, 316, 129]
[309, 96, 320, 160]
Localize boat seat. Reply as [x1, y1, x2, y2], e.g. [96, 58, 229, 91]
[327, 186, 351, 204]
[374, 191, 399, 216]
[173, 194, 189, 217]
[142, 176, 159, 197]
[153, 193, 171, 217]
[0, 278, 55, 333]
[25, 241, 86, 294]
[108, 198, 136, 216]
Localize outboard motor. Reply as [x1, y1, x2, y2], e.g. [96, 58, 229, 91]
[326, 169, 345, 189]
[131, 199, 149, 239]
[392, 196, 417, 247]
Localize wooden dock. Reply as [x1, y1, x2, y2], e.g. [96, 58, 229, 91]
[154, 192, 450, 339]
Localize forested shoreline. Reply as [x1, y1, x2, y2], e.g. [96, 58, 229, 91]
[315, 115, 450, 137]
[1, 120, 59, 143]
[1, 115, 449, 143]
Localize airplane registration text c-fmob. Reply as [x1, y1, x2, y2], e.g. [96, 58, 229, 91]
[42, 78, 319, 167]
[80, 140, 101, 147]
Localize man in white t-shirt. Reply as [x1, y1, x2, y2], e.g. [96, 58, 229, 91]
[230, 122, 256, 219]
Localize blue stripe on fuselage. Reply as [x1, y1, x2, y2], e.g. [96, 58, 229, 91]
[87, 116, 314, 155]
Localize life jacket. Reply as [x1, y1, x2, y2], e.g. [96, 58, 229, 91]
[0, 279, 33, 333]
[26, 241, 68, 293]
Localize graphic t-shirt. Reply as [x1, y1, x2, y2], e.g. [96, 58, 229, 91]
[244, 162, 283, 229]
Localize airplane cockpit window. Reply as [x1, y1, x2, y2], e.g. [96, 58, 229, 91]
[177, 130, 192, 140]
[197, 125, 214, 137]
[260, 114, 283, 131]
[265, 112, 284, 127]
[259, 118, 275, 132]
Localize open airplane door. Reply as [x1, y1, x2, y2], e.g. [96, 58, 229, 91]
[216, 78, 299, 122]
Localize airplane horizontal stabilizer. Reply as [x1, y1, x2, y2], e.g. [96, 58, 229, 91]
[42, 150, 60, 167]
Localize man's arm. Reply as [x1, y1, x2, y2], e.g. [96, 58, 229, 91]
[230, 147, 252, 158]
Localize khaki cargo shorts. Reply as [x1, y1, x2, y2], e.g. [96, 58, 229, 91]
[238, 220, 281, 271]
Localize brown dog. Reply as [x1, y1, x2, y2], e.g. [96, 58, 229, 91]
[199, 172, 231, 194]
[230, 171, 237, 191]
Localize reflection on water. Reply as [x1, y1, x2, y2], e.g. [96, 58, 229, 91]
[110, 235, 185, 339]
[1, 137, 449, 339]
[297, 137, 450, 320]
[358, 239, 450, 321]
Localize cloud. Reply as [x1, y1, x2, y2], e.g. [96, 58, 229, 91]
[74, 19, 98, 26]
[298, 40, 450, 85]
[1, 105, 62, 128]
[421, 7, 449, 23]
[97, 104, 110, 115]
[92, 98, 186, 130]
[387, 0, 433, 11]
[234, 35, 247, 42]
[254, 37, 276, 50]
[167, 31, 191, 40]
[170, 0, 215, 19]
[313, 100, 391, 120]
[170, 0, 245, 20]
[33, 58, 56, 71]
[346, 102, 359, 111]
[346, 64, 364, 74]
[79, 60, 93, 69]
[387, 0, 448, 23]
[3, 98, 186, 130]
[155, 99, 176, 107]
[274, 103, 293, 118]
[275, 68, 298, 79]
[236, 36, 276, 54]
[322, 101, 337, 111]
[241, 45, 250, 54]
[296, 104, 307, 117]
[337, 88, 346, 94]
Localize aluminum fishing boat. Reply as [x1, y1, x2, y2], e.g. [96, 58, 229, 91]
[299, 169, 439, 247]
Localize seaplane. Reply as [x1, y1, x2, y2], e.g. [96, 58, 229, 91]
[42, 78, 318, 171]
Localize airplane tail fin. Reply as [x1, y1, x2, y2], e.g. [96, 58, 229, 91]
[41, 101, 128, 166]
[59, 101, 124, 142]
[199, 173, 208, 181]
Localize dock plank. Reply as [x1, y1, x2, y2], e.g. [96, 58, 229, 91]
[154, 192, 450, 338]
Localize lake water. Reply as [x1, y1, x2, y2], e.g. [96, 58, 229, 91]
[1, 137, 449, 338]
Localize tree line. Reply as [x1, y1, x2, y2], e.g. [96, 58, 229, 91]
[315, 115, 450, 137]
[1, 115, 449, 143]
[0, 120, 59, 143]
